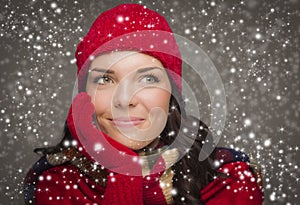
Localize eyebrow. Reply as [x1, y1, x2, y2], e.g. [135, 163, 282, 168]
[90, 67, 163, 74]
[137, 67, 163, 73]
[90, 68, 114, 74]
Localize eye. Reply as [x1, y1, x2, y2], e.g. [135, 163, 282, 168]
[93, 75, 114, 85]
[140, 74, 160, 84]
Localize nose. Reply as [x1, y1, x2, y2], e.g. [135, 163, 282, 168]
[113, 80, 138, 108]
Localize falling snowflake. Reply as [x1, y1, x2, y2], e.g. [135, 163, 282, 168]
[0, 0, 299, 204]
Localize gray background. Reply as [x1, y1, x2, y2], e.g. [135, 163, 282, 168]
[0, 0, 299, 204]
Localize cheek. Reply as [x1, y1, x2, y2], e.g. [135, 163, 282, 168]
[90, 90, 113, 115]
[139, 89, 171, 113]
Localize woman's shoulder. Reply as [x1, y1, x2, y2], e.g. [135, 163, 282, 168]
[200, 147, 264, 204]
[23, 152, 105, 204]
[23, 156, 77, 204]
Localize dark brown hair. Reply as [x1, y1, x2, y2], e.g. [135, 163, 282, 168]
[159, 79, 216, 204]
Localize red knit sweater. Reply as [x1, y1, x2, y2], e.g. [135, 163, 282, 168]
[33, 159, 263, 204]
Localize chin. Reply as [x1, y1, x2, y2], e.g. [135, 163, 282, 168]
[125, 141, 152, 150]
[126, 144, 148, 151]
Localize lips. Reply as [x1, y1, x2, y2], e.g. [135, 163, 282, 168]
[109, 117, 145, 127]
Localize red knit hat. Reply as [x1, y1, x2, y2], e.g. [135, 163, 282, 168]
[75, 3, 182, 91]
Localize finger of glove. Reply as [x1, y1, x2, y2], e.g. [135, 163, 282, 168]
[76, 99, 97, 138]
[71, 93, 93, 127]
[67, 93, 93, 140]
[79, 100, 95, 124]
[72, 95, 97, 142]
[72, 92, 92, 116]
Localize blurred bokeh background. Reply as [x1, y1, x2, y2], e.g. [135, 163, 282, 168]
[0, 0, 299, 204]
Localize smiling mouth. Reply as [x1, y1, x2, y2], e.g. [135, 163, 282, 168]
[109, 117, 145, 127]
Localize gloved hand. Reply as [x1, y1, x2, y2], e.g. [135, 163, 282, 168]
[66, 92, 141, 175]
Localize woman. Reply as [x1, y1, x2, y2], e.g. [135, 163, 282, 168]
[24, 4, 264, 205]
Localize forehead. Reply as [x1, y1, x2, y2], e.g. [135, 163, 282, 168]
[89, 51, 164, 71]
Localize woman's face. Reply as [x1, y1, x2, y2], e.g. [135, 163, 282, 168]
[86, 51, 171, 150]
